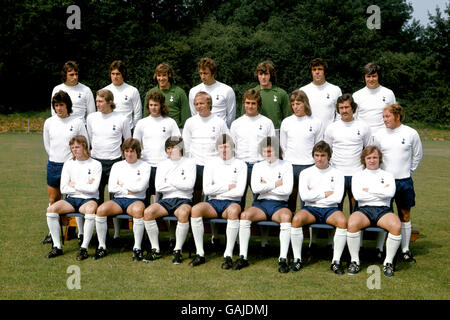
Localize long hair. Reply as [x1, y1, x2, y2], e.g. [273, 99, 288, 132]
[360, 145, 383, 168]
[51, 90, 73, 115]
[69, 135, 90, 159]
[289, 89, 312, 116]
[144, 89, 169, 117]
[121, 138, 142, 159]
[96, 89, 116, 110]
[61, 61, 79, 82]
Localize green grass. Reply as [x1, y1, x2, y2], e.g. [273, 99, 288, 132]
[0, 133, 449, 300]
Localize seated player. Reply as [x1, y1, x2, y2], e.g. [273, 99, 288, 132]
[233, 136, 293, 273]
[290, 141, 347, 274]
[92, 138, 151, 261]
[44, 135, 101, 259]
[347, 145, 401, 277]
[189, 134, 247, 268]
[143, 136, 196, 264]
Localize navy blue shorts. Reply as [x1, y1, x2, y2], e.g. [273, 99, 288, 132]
[303, 206, 340, 224]
[392, 177, 416, 210]
[252, 199, 289, 218]
[358, 206, 392, 226]
[194, 165, 204, 191]
[65, 196, 98, 212]
[47, 161, 64, 188]
[158, 198, 192, 215]
[112, 198, 145, 213]
[207, 199, 240, 217]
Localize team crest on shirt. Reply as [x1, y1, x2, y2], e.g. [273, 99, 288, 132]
[381, 177, 384, 184]
[259, 124, 263, 130]
[401, 138, 405, 144]
[70, 125, 73, 132]
[170, 96, 174, 102]
[357, 129, 360, 136]
[234, 168, 237, 174]
[212, 126, 216, 133]
[124, 95, 128, 101]
[112, 124, 116, 131]
[88, 169, 91, 175]
[162, 127, 166, 133]
[181, 169, 185, 176]
[137, 170, 140, 176]
[78, 93, 82, 99]
[331, 176, 334, 183]
[278, 172, 281, 179]
[326, 93, 330, 99]
[273, 95, 278, 102]
[382, 96, 386, 102]
[309, 125, 312, 132]
[216, 95, 220, 100]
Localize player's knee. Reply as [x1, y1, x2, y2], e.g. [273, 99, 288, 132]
[96, 205, 107, 217]
[191, 204, 202, 218]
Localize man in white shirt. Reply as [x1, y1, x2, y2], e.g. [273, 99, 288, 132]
[50, 61, 96, 122]
[232, 136, 293, 273]
[374, 104, 423, 263]
[353, 62, 396, 135]
[188, 58, 236, 128]
[290, 141, 347, 275]
[347, 145, 401, 277]
[189, 134, 247, 268]
[103, 60, 142, 131]
[143, 136, 196, 265]
[183, 91, 229, 205]
[299, 58, 342, 130]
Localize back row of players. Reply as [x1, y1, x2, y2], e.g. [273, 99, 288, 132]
[43, 58, 423, 277]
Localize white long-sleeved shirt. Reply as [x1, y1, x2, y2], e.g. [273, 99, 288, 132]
[324, 119, 372, 176]
[107, 159, 151, 199]
[103, 82, 142, 129]
[86, 111, 131, 160]
[299, 81, 342, 130]
[155, 157, 196, 200]
[50, 83, 96, 121]
[133, 116, 181, 166]
[60, 158, 102, 199]
[189, 81, 236, 127]
[373, 124, 423, 179]
[43, 115, 88, 163]
[280, 114, 324, 165]
[251, 159, 293, 202]
[352, 168, 396, 207]
[230, 114, 275, 163]
[353, 85, 396, 135]
[182, 114, 229, 166]
[299, 165, 345, 208]
[203, 157, 247, 201]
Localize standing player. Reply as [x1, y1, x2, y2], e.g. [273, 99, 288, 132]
[143, 137, 196, 264]
[353, 62, 396, 135]
[374, 104, 423, 263]
[103, 60, 142, 131]
[183, 91, 229, 205]
[50, 61, 96, 122]
[230, 88, 276, 211]
[92, 138, 151, 261]
[252, 61, 291, 129]
[299, 58, 342, 130]
[42, 90, 89, 245]
[347, 146, 401, 277]
[290, 141, 347, 274]
[87, 89, 131, 241]
[188, 57, 236, 128]
[280, 89, 324, 212]
[150, 62, 190, 128]
[189, 134, 247, 268]
[232, 136, 293, 273]
[44, 135, 101, 259]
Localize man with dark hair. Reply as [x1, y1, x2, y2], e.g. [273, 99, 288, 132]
[289, 140, 347, 274]
[103, 60, 142, 131]
[151, 62, 190, 127]
[299, 58, 342, 130]
[353, 62, 396, 135]
[50, 61, 95, 122]
[252, 61, 291, 129]
[189, 57, 236, 127]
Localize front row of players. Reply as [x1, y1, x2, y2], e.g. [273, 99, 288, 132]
[45, 134, 403, 277]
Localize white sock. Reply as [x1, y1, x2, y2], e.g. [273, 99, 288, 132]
[309, 227, 317, 246]
[113, 217, 120, 238]
[260, 225, 269, 247]
[384, 233, 402, 265]
[238, 220, 252, 259]
[375, 231, 386, 251]
[332, 228, 347, 262]
[175, 221, 190, 252]
[95, 216, 108, 249]
[290, 227, 304, 261]
[75, 216, 84, 236]
[46, 212, 61, 249]
[144, 220, 160, 252]
[191, 217, 205, 257]
[224, 219, 239, 258]
[279, 223, 291, 260]
[132, 218, 144, 250]
[401, 221, 412, 253]
[81, 214, 95, 249]
[347, 231, 361, 265]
